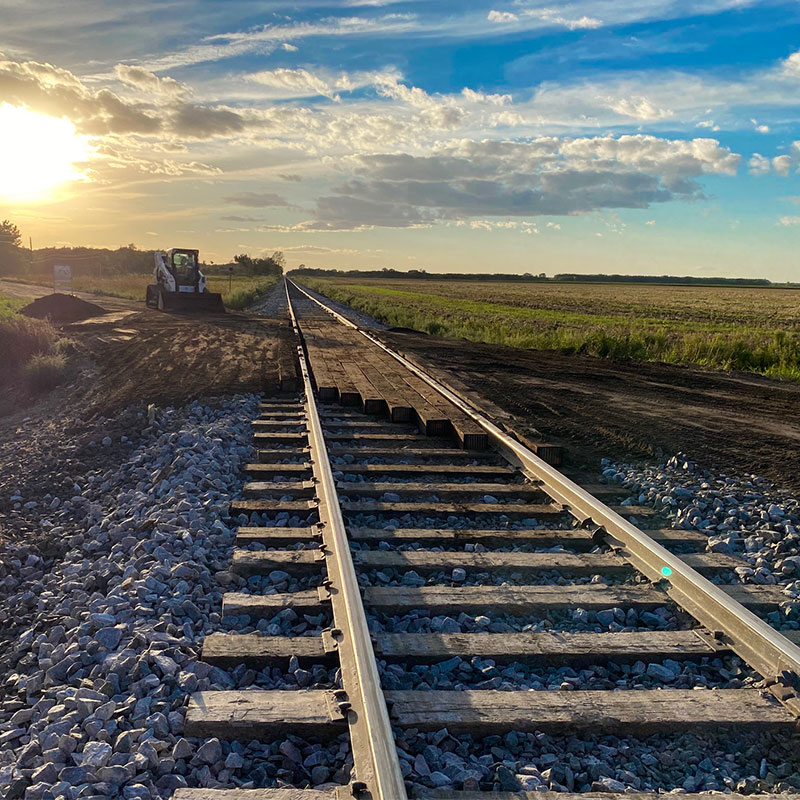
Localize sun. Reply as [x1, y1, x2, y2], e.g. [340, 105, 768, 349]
[0, 104, 90, 202]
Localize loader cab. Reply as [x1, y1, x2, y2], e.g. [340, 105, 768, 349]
[168, 248, 201, 290]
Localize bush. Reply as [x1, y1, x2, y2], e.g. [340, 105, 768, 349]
[0, 315, 58, 370]
[23, 353, 70, 392]
[225, 277, 280, 310]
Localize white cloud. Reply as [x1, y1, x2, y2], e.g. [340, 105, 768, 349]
[749, 153, 770, 174]
[487, 10, 519, 22]
[374, 75, 466, 129]
[0, 57, 162, 136]
[609, 96, 673, 121]
[281, 43, 299, 52]
[461, 87, 512, 105]
[773, 154, 793, 176]
[247, 67, 399, 101]
[114, 64, 188, 99]
[146, 15, 417, 71]
[750, 143, 800, 176]
[779, 216, 800, 226]
[645, 219, 656, 225]
[522, 48, 800, 133]
[523, 6, 603, 30]
[552, 134, 740, 175]
[489, 110, 526, 127]
[291, 134, 740, 231]
[375, 75, 437, 109]
[488, 3, 603, 29]
[782, 49, 800, 77]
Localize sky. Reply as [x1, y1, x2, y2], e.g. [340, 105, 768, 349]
[1, 0, 799, 279]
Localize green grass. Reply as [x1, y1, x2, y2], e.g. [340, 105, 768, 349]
[0, 291, 60, 373]
[12, 273, 278, 310]
[23, 352, 70, 392]
[300, 278, 800, 381]
[0, 293, 28, 319]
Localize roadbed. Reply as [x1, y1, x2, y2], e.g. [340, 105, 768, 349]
[378, 329, 800, 491]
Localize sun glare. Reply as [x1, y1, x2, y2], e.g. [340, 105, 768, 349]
[0, 104, 90, 202]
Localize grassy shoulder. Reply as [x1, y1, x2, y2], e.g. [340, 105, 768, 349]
[0, 291, 71, 397]
[301, 278, 800, 380]
[0, 293, 28, 318]
[10, 273, 278, 310]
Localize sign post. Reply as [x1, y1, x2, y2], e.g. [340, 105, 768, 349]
[53, 264, 72, 294]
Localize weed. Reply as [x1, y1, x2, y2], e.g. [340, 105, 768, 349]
[23, 352, 70, 392]
[0, 313, 58, 370]
[0, 294, 27, 319]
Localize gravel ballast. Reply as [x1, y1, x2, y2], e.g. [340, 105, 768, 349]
[0, 395, 351, 798]
[602, 453, 800, 629]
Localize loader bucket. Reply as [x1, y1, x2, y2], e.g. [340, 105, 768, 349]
[160, 291, 225, 314]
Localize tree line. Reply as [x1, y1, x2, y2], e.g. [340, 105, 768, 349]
[288, 266, 775, 287]
[0, 219, 284, 279]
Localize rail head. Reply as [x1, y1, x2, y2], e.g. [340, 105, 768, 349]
[287, 278, 800, 706]
[284, 280, 409, 799]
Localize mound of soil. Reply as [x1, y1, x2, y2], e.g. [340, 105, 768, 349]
[20, 293, 107, 323]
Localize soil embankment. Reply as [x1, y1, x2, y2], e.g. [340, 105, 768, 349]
[379, 331, 800, 491]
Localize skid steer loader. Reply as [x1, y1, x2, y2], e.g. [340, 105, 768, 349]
[145, 248, 225, 313]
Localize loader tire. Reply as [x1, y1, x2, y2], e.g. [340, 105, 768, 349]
[145, 284, 159, 309]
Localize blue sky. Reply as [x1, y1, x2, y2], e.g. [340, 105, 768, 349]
[1, 0, 800, 278]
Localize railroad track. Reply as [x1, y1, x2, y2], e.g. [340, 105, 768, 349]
[176, 280, 800, 800]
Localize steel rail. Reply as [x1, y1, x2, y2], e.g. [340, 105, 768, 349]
[284, 280, 408, 799]
[288, 279, 800, 703]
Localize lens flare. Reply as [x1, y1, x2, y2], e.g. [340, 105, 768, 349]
[0, 104, 90, 202]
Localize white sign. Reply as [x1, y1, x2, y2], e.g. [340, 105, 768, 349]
[53, 264, 72, 292]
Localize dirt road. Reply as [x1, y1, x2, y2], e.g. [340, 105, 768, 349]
[0, 278, 140, 312]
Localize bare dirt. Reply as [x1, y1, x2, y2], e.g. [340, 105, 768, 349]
[0, 282, 297, 542]
[380, 331, 800, 491]
[66, 309, 297, 416]
[0, 279, 297, 418]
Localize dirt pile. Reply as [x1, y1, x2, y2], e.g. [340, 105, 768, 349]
[20, 293, 107, 323]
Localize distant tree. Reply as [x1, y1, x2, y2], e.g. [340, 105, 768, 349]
[233, 251, 284, 278]
[0, 220, 21, 248]
[233, 253, 254, 272]
[270, 250, 286, 271]
[0, 219, 25, 275]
